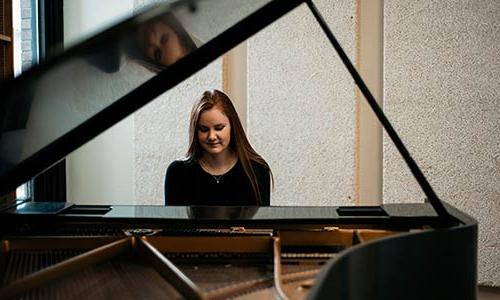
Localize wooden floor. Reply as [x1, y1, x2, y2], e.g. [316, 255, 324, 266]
[478, 286, 500, 300]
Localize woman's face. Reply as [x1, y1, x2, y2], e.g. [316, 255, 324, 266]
[139, 21, 187, 66]
[197, 106, 232, 156]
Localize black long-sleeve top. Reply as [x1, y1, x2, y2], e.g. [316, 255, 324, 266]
[164, 159, 270, 206]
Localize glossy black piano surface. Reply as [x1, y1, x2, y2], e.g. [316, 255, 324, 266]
[0, 0, 477, 299]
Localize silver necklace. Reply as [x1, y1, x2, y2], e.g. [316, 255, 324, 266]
[199, 159, 226, 184]
[212, 174, 224, 184]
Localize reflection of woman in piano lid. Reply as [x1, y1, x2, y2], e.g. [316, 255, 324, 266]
[165, 90, 273, 206]
[129, 12, 198, 72]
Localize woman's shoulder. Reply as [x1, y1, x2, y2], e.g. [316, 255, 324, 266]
[249, 159, 269, 174]
[167, 157, 197, 173]
[250, 158, 267, 168]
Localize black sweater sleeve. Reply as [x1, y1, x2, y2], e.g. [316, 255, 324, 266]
[254, 162, 271, 206]
[164, 160, 185, 205]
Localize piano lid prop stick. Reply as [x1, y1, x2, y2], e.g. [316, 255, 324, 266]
[138, 237, 205, 300]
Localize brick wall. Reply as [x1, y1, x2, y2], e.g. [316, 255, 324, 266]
[20, 0, 35, 70]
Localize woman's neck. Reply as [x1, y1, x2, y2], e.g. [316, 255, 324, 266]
[199, 150, 237, 175]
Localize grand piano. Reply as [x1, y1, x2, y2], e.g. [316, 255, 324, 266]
[0, 0, 477, 299]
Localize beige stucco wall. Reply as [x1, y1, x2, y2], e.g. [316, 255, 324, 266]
[383, 0, 500, 286]
[247, 1, 357, 206]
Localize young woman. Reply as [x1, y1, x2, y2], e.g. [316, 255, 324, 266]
[164, 90, 272, 206]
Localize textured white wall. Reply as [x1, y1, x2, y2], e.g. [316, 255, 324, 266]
[383, 0, 500, 286]
[247, 1, 357, 206]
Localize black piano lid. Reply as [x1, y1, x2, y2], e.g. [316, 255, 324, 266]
[0, 0, 451, 221]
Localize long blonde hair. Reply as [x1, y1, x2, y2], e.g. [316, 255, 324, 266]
[187, 90, 272, 205]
